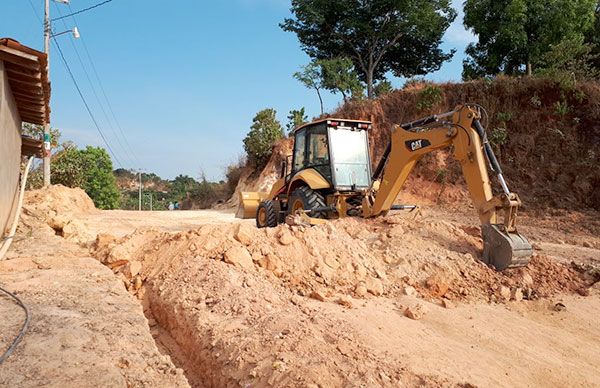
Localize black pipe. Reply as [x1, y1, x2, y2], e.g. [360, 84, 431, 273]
[473, 119, 503, 175]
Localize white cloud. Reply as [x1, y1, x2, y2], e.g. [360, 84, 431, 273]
[444, 0, 477, 45]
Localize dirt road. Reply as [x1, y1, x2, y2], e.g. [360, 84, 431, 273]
[2, 186, 599, 387]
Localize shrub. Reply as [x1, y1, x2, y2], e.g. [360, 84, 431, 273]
[416, 85, 443, 111]
[243, 108, 284, 169]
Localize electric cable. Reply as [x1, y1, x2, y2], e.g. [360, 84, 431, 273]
[0, 158, 34, 364]
[66, 2, 143, 168]
[51, 0, 114, 22]
[53, 3, 138, 168]
[0, 286, 31, 365]
[52, 36, 123, 167]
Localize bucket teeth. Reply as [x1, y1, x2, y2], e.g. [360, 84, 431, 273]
[482, 224, 533, 271]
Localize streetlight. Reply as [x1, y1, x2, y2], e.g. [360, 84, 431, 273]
[42, 0, 79, 187]
[51, 27, 80, 39]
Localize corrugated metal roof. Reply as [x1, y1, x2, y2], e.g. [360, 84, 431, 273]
[0, 38, 51, 125]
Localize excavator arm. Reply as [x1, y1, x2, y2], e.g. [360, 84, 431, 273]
[365, 105, 533, 270]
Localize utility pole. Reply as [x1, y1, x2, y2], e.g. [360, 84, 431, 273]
[43, 0, 51, 187]
[138, 171, 142, 211]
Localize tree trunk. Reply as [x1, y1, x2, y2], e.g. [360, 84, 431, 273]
[316, 88, 324, 115]
[366, 70, 374, 99]
[526, 61, 532, 76]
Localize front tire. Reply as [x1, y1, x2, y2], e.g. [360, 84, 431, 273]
[256, 200, 278, 228]
[288, 186, 327, 218]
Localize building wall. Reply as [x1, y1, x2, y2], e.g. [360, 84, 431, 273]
[0, 60, 22, 241]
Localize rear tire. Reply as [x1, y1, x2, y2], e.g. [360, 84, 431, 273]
[256, 200, 278, 228]
[289, 186, 327, 218]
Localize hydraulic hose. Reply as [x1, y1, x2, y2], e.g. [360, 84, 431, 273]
[473, 119, 510, 195]
[0, 156, 34, 365]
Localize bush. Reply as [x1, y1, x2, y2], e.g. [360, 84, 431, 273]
[416, 85, 443, 111]
[52, 146, 120, 209]
[243, 108, 283, 169]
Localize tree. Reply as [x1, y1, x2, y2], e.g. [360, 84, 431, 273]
[294, 62, 325, 114]
[52, 146, 120, 209]
[243, 109, 284, 169]
[463, 0, 597, 79]
[22, 123, 61, 149]
[282, 0, 456, 98]
[585, 1, 600, 69]
[319, 57, 364, 101]
[286, 107, 308, 134]
[374, 79, 394, 97]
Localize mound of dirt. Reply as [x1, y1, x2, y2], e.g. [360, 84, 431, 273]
[19, 185, 97, 244]
[91, 211, 596, 387]
[94, 210, 591, 307]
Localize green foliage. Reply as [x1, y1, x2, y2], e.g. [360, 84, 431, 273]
[294, 62, 325, 114]
[496, 112, 512, 122]
[463, 0, 597, 79]
[374, 80, 394, 97]
[489, 127, 509, 147]
[243, 108, 284, 169]
[318, 57, 364, 101]
[52, 146, 120, 209]
[225, 160, 246, 196]
[282, 0, 456, 98]
[286, 108, 308, 134]
[536, 37, 600, 88]
[530, 94, 542, 108]
[21, 123, 61, 148]
[416, 85, 443, 111]
[554, 100, 570, 117]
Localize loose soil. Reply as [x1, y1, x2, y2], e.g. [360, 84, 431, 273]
[2, 186, 599, 387]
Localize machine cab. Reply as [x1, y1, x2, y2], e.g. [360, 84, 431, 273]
[291, 119, 372, 191]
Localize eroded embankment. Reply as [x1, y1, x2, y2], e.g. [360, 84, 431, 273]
[92, 211, 597, 387]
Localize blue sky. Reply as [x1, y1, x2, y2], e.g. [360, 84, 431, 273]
[4, 0, 475, 180]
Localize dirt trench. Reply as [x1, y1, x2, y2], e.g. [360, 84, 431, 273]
[91, 208, 600, 387]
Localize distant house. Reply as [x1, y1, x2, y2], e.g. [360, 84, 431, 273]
[0, 38, 50, 239]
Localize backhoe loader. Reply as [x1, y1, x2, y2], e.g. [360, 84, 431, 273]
[237, 104, 533, 270]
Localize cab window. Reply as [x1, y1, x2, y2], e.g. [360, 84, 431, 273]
[293, 130, 307, 172]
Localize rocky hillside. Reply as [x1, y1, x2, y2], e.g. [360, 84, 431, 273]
[237, 77, 600, 211]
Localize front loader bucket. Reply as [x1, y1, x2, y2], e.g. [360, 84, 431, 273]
[236, 191, 269, 219]
[481, 224, 533, 270]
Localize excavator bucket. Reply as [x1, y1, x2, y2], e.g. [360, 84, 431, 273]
[236, 191, 269, 219]
[481, 224, 533, 270]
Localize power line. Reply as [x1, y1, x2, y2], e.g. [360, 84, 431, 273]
[53, 4, 138, 168]
[51, 0, 114, 22]
[66, 3, 143, 168]
[52, 36, 123, 167]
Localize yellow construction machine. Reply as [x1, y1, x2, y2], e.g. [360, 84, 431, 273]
[238, 104, 533, 270]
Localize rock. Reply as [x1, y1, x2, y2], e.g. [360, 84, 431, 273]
[278, 229, 295, 246]
[512, 287, 524, 302]
[224, 246, 254, 270]
[405, 303, 427, 320]
[522, 273, 534, 287]
[441, 298, 455, 309]
[403, 286, 417, 296]
[499, 286, 511, 302]
[189, 243, 197, 252]
[125, 261, 143, 278]
[425, 275, 450, 297]
[355, 283, 368, 298]
[309, 291, 326, 302]
[234, 223, 254, 246]
[365, 276, 384, 296]
[336, 296, 353, 308]
[553, 302, 566, 312]
[134, 275, 143, 291]
[582, 241, 592, 248]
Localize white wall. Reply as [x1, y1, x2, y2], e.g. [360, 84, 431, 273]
[0, 60, 23, 242]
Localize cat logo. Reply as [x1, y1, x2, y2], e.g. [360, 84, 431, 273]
[405, 139, 431, 152]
